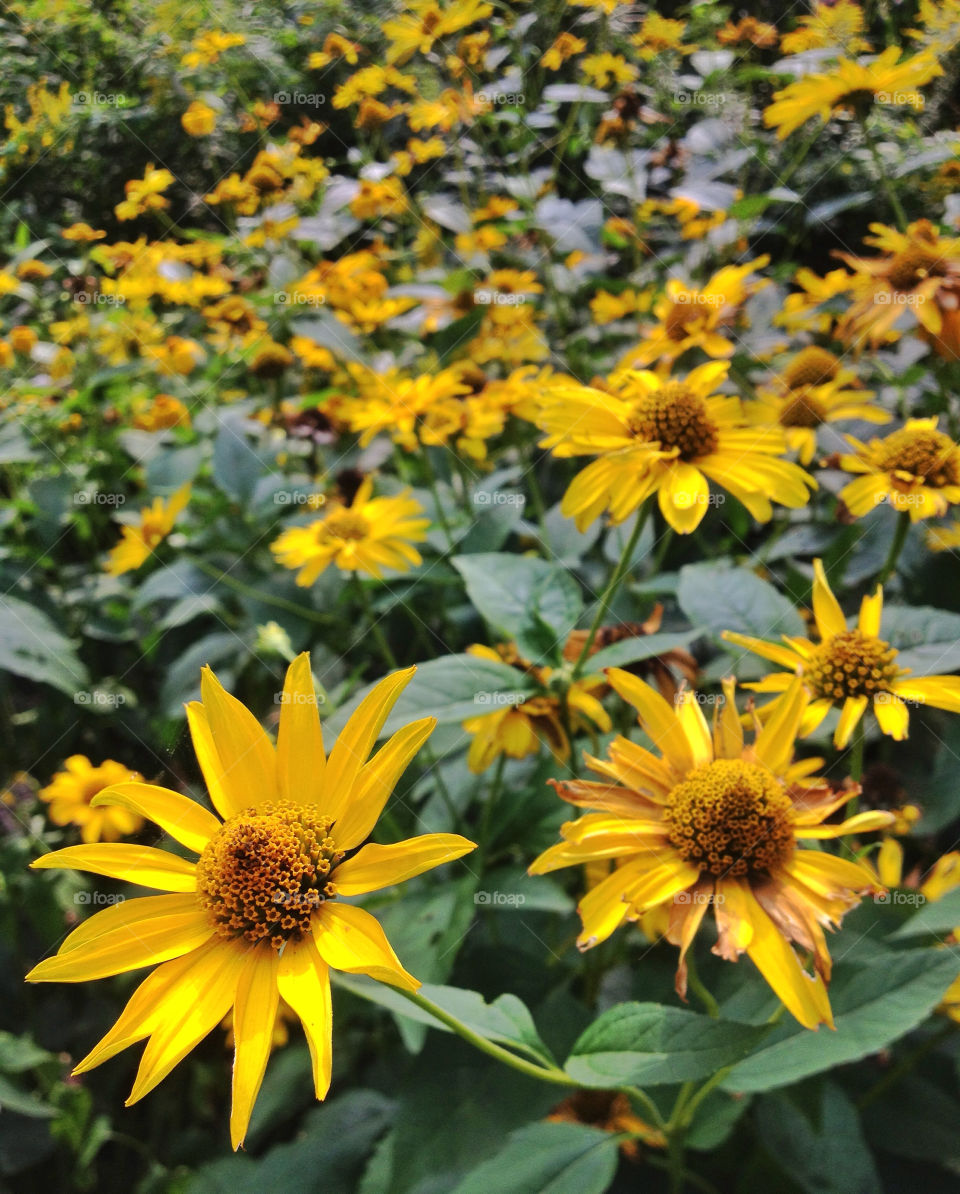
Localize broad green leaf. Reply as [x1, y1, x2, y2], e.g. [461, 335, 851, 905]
[588, 630, 698, 673]
[876, 606, 960, 675]
[212, 416, 277, 503]
[679, 562, 805, 639]
[891, 887, 960, 939]
[724, 951, 959, 1093]
[0, 596, 89, 696]
[565, 1002, 767, 1087]
[449, 1122, 619, 1194]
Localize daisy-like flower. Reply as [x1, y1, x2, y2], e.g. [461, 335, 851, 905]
[26, 657, 475, 1148]
[621, 260, 770, 366]
[537, 362, 816, 534]
[779, 0, 872, 56]
[462, 644, 611, 773]
[723, 559, 960, 746]
[40, 757, 144, 843]
[834, 221, 960, 355]
[745, 346, 888, 465]
[271, 479, 429, 584]
[530, 672, 892, 1028]
[763, 48, 942, 140]
[104, 484, 191, 577]
[836, 417, 960, 522]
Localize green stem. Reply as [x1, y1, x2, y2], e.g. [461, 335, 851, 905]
[652, 526, 675, 574]
[354, 576, 398, 670]
[685, 950, 720, 1019]
[420, 445, 455, 550]
[878, 509, 910, 586]
[861, 120, 908, 232]
[572, 501, 651, 680]
[476, 753, 506, 870]
[195, 559, 332, 626]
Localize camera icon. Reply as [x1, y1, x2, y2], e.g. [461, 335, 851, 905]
[274, 92, 291, 105]
[74, 891, 91, 904]
[474, 891, 491, 905]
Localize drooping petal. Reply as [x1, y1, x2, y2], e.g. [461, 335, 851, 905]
[333, 834, 476, 896]
[200, 667, 277, 808]
[833, 695, 869, 748]
[575, 859, 648, 949]
[313, 903, 419, 991]
[795, 809, 895, 838]
[230, 946, 280, 1150]
[276, 935, 333, 1100]
[277, 653, 326, 808]
[31, 844, 196, 892]
[892, 675, 960, 715]
[721, 631, 805, 672]
[811, 559, 846, 641]
[873, 693, 910, 740]
[89, 782, 220, 854]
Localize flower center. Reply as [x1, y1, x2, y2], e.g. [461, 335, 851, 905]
[781, 346, 840, 390]
[195, 802, 342, 948]
[885, 245, 945, 293]
[321, 510, 371, 541]
[663, 759, 795, 879]
[664, 301, 700, 341]
[803, 629, 899, 701]
[780, 391, 827, 429]
[876, 427, 960, 486]
[627, 383, 719, 460]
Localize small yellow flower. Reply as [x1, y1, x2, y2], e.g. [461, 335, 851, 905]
[541, 33, 587, 71]
[115, 164, 175, 222]
[27, 658, 475, 1148]
[837, 417, 960, 523]
[105, 484, 191, 577]
[780, 0, 872, 56]
[271, 478, 428, 584]
[132, 394, 191, 432]
[181, 100, 217, 136]
[724, 559, 960, 747]
[40, 757, 144, 843]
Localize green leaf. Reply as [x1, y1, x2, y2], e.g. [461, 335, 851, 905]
[724, 951, 959, 1093]
[449, 1122, 619, 1194]
[324, 653, 538, 740]
[875, 606, 960, 675]
[453, 553, 583, 662]
[565, 1002, 767, 1087]
[587, 630, 698, 673]
[891, 887, 960, 939]
[0, 596, 89, 696]
[0, 1076, 56, 1119]
[756, 1083, 879, 1194]
[679, 562, 805, 638]
[212, 416, 276, 503]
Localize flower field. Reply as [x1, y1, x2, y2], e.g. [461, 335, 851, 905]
[6, 0, 960, 1190]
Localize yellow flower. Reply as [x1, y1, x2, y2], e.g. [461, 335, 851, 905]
[349, 177, 408, 220]
[630, 13, 692, 58]
[382, 0, 493, 64]
[928, 520, 960, 551]
[541, 33, 587, 71]
[308, 33, 362, 69]
[836, 417, 960, 523]
[40, 757, 145, 843]
[623, 259, 770, 366]
[745, 346, 887, 465]
[26, 658, 475, 1148]
[532, 673, 892, 1028]
[105, 484, 191, 576]
[115, 164, 175, 222]
[345, 366, 472, 448]
[763, 47, 941, 139]
[724, 559, 960, 747]
[181, 100, 217, 136]
[907, 0, 960, 55]
[271, 478, 429, 584]
[774, 267, 855, 335]
[132, 394, 191, 432]
[537, 361, 815, 533]
[718, 17, 778, 47]
[780, 1, 872, 56]
[581, 53, 638, 89]
[461, 644, 611, 773]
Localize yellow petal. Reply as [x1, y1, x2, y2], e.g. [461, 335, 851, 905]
[26, 894, 213, 982]
[230, 946, 280, 1150]
[31, 844, 196, 892]
[873, 693, 909, 740]
[333, 834, 476, 895]
[712, 677, 743, 759]
[323, 668, 417, 822]
[812, 559, 846, 641]
[721, 631, 804, 672]
[201, 666, 277, 808]
[576, 859, 647, 949]
[674, 691, 713, 767]
[658, 463, 709, 534]
[126, 940, 248, 1105]
[89, 782, 221, 854]
[276, 935, 333, 1099]
[604, 669, 693, 773]
[833, 695, 868, 749]
[333, 716, 436, 850]
[313, 902, 419, 991]
[752, 676, 807, 774]
[795, 809, 895, 838]
[876, 838, 903, 888]
[185, 701, 243, 820]
[858, 587, 883, 637]
[277, 653, 326, 807]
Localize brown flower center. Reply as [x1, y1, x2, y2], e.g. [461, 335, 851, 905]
[780, 391, 828, 428]
[885, 245, 945, 293]
[321, 510, 371, 541]
[627, 383, 719, 460]
[664, 759, 795, 879]
[876, 427, 960, 486]
[782, 346, 840, 390]
[196, 802, 341, 948]
[804, 629, 899, 701]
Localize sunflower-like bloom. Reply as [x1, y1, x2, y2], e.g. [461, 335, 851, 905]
[26, 658, 475, 1148]
[621, 260, 769, 366]
[104, 484, 191, 576]
[271, 479, 429, 584]
[723, 559, 960, 747]
[461, 644, 611, 773]
[530, 671, 892, 1028]
[834, 221, 960, 355]
[537, 362, 816, 533]
[836, 417, 960, 522]
[763, 47, 942, 139]
[382, 0, 492, 64]
[745, 346, 887, 465]
[40, 757, 144, 843]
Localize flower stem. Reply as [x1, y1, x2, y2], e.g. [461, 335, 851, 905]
[572, 501, 651, 680]
[685, 950, 720, 1019]
[878, 509, 911, 586]
[861, 119, 908, 232]
[353, 575, 398, 670]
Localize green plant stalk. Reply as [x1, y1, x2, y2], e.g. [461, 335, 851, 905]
[878, 509, 911, 585]
[861, 119, 908, 232]
[194, 559, 333, 626]
[685, 950, 720, 1019]
[572, 500, 652, 679]
[420, 443, 455, 550]
[353, 576, 399, 671]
